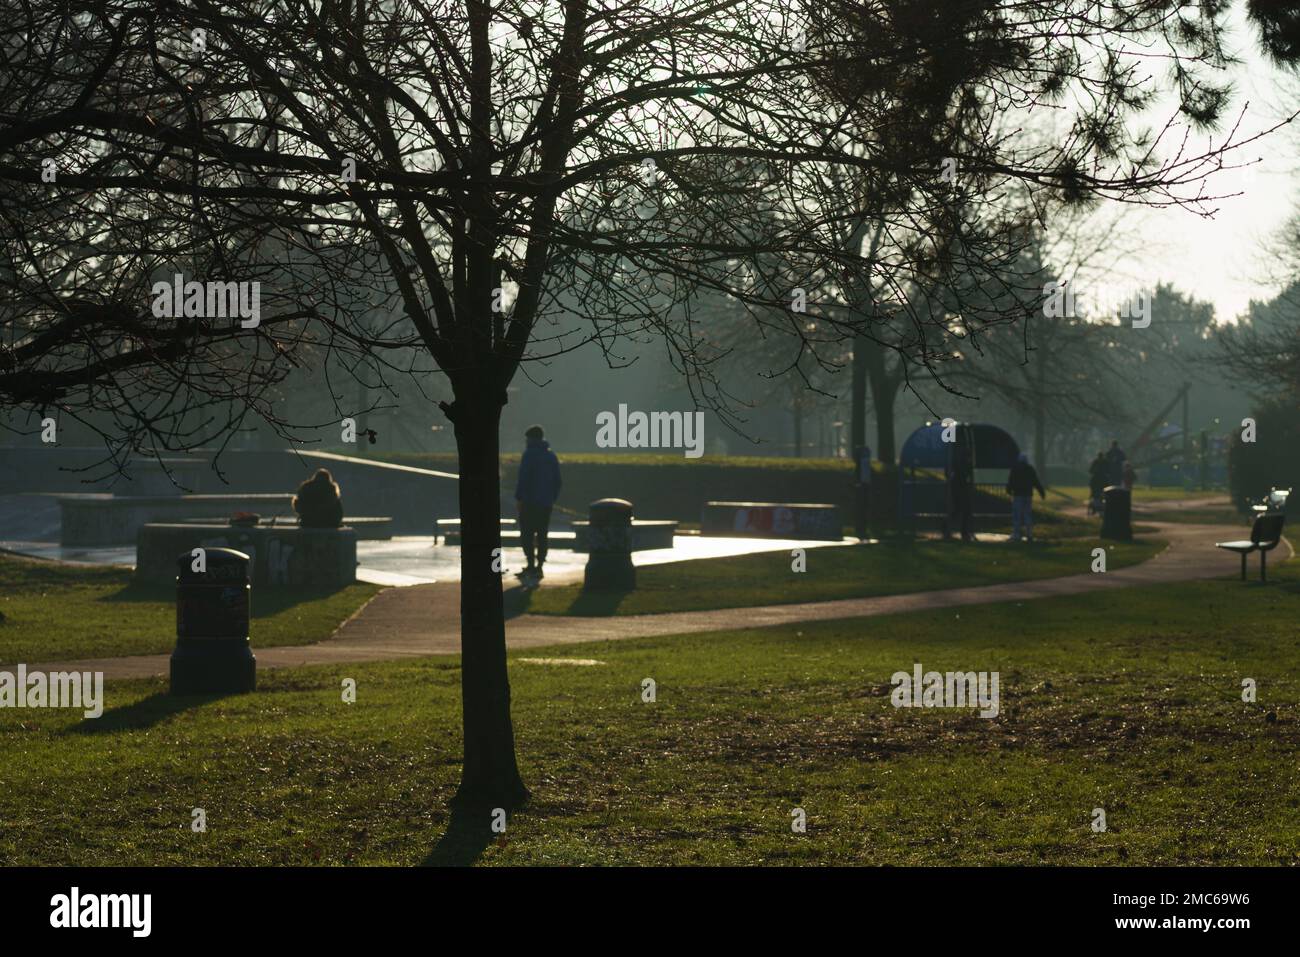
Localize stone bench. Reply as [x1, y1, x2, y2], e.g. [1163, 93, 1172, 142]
[135, 523, 356, 587]
[433, 517, 675, 552]
[176, 515, 393, 540]
[59, 493, 294, 546]
[435, 517, 517, 544]
[701, 501, 842, 541]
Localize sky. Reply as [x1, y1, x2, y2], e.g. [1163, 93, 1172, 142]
[1115, 12, 1299, 324]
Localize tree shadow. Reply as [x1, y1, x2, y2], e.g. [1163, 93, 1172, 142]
[546, 589, 632, 616]
[65, 690, 234, 736]
[506, 581, 631, 617]
[421, 806, 499, 867]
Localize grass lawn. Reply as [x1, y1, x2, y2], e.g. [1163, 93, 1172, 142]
[526, 536, 1165, 616]
[1, 559, 1296, 865]
[0, 553, 380, 663]
[1047, 485, 1227, 507]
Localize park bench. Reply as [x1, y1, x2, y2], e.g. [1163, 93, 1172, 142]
[1215, 512, 1286, 582]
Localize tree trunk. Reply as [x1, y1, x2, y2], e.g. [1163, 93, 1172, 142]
[868, 363, 898, 466]
[850, 334, 867, 454]
[860, 335, 900, 465]
[1033, 404, 1047, 478]
[874, 388, 897, 466]
[792, 397, 803, 457]
[448, 394, 529, 811]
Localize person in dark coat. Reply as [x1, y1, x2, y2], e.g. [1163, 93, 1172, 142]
[1106, 440, 1126, 486]
[1006, 452, 1046, 542]
[1088, 450, 1108, 515]
[945, 437, 976, 542]
[514, 425, 562, 578]
[293, 468, 344, 528]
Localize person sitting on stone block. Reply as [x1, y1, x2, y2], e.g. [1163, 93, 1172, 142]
[293, 468, 344, 528]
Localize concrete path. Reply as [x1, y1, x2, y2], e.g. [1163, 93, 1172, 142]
[22, 520, 1283, 681]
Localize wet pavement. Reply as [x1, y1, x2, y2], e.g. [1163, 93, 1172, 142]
[0, 492, 856, 584]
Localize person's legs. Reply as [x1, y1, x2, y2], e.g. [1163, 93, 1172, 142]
[1010, 496, 1026, 541]
[534, 505, 553, 570]
[519, 505, 537, 568]
[1023, 496, 1034, 542]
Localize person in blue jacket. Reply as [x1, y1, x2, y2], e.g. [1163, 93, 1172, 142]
[1006, 452, 1046, 542]
[514, 424, 562, 578]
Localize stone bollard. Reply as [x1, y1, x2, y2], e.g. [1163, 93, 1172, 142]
[170, 547, 257, 694]
[583, 498, 636, 591]
[1100, 485, 1133, 542]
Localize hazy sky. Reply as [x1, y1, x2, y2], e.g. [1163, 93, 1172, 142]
[1118, 14, 1298, 324]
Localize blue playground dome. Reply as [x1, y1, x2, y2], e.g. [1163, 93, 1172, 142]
[898, 422, 1021, 470]
[897, 422, 1021, 531]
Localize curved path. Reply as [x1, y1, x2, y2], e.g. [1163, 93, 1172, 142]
[23, 520, 1285, 681]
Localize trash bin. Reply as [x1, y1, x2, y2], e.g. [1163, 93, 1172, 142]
[1100, 485, 1132, 542]
[583, 498, 636, 591]
[170, 547, 257, 694]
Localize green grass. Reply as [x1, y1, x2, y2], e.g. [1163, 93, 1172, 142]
[1, 559, 1297, 865]
[1047, 485, 1227, 507]
[1044, 487, 1242, 525]
[0, 553, 380, 663]
[526, 536, 1165, 616]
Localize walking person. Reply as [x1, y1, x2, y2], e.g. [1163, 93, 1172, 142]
[514, 424, 562, 580]
[1006, 452, 1046, 543]
[1087, 450, 1108, 516]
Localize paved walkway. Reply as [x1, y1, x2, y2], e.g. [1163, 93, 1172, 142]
[24, 520, 1283, 681]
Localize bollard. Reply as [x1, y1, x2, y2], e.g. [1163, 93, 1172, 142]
[583, 498, 636, 591]
[170, 547, 257, 694]
[1100, 485, 1132, 542]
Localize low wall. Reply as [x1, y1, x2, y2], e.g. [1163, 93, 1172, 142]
[208, 450, 458, 534]
[503, 460, 861, 524]
[176, 515, 393, 540]
[2, 447, 458, 535]
[60, 494, 294, 546]
[136, 524, 356, 587]
[701, 502, 842, 540]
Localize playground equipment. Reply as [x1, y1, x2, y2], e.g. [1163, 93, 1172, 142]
[898, 422, 1021, 534]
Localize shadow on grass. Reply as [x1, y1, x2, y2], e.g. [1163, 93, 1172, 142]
[551, 589, 630, 615]
[502, 584, 537, 621]
[97, 581, 347, 617]
[422, 807, 499, 867]
[66, 690, 235, 735]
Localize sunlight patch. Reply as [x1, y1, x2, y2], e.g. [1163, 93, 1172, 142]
[517, 658, 604, 667]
